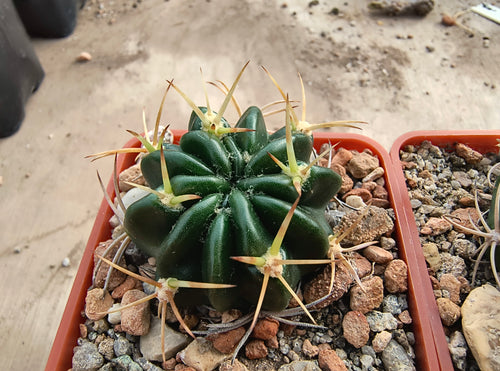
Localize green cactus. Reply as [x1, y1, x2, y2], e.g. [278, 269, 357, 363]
[125, 79, 342, 312]
[89, 63, 369, 363]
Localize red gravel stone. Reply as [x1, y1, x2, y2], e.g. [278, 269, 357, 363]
[362, 245, 394, 264]
[208, 327, 246, 354]
[252, 317, 279, 340]
[350, 276, 384, 314]
[85, 288, 113, 321]
[112, 275, 141, 299]
[384, 259, 408, 293]
[120, 289, 151, 336]
[93, 240, 127, 290]
[455, 143, 483, 164]
[318, 348, 348, 371]
[437, 297, 461, 326]
[420, 217, 452, 236]
[302, 339, 319, 358]
[332, 148, 353, 166]
[346, 151, 380, 178]
[245, 339, 268, 359]
[342, 311, 370, 348]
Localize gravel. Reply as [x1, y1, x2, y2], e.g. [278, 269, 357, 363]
[399, 140, 500, 370]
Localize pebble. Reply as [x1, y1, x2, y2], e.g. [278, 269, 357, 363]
[221, 309, 242, 323]
[380, 237, 396, 250]
[381, 340, 416, 371]
[93, 240, 127, 290]
[333, 206, 394, 246]
[85, 288, 113, 321]
[302, 339, 319, 358]
[448, 208, 481, 234]
[120, 289, 150, 336]
[342, 311, 370, 348]
[436, 297, 461, 326]
[346, 151, 380, 178]
[461, 284, 500, 371]
[61, 257, 71, 267]
[345, 195, 366, 208]
[452, 171, 472, 188]
[438, 253, 467, 278]
[382, 294, 403, 315]
[245, 339, 268, 359]
[303, 263, 354, 309]
[114, 335, 133, 357]
[384, 259, 408, 293]
[342, 188, 372, 203]
[112, 355, 142, 371]
[252, 317, 280, 340]
[439, 273, 461, 304]
[265, 335, 279, 350]
[76, 51, 92, 62]
[349, 276, 384, 314]
[331, 163, 354, 193]
[362, 167, 385, 183]
[332, 147, 353, 166]
[455, 143, 483, 164]
[420, 217, 452, 236]
[398, 310, 412, 325]
[360, 353, 374, 369]
[318, 348, 348, 371]
[119, 163, 146, 191]
[372, 331, 392, 352]
[278, 360, 321, 370]
[410, 199, 422, 209]
[178, 337, 229, 370]
[448, 331, 468, 371]
[362, 245, 393, 264]
[107, 304, 122, 325]
[452, 238, 476, 259]
[219, 359, 249, 371]
[140, 317, 190, 362]
[422, 242, 441, 273]
[372, 184, 388, 199]
[366, 311, 398, 332]
[72, 341, 104, 371]
[97, 337, 115, 360]
[393, 329, 413, 355]
[208, 326, 245, 354]
[112, 275, 142, 299]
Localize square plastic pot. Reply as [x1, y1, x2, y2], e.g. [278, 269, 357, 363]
[46, 130, 442, 370]
[389, 130, 500, 371]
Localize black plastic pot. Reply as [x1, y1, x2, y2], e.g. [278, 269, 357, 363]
[0, 0, 44, 138]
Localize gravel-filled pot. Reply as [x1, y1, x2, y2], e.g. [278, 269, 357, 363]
[44, 126, 448, 371]
[390, 130, 500, 371]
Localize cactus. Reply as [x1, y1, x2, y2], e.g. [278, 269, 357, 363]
[88, 62, 369, 362]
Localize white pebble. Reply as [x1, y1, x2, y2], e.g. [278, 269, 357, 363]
[108, 304, 122, 325]
[345, 195, 366, 208]
[61, 257, 71, 267]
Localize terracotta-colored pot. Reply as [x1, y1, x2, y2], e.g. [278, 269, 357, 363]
[46, 130, 442, 370]
[389, 130, 500, 371]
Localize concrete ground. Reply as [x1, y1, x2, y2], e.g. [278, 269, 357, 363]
[0, 0, 498, 369]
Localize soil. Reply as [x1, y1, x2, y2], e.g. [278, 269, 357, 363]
[0, 0, 499, 370]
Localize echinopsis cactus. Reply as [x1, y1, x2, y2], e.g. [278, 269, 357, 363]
[89, 62, 367, 362]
